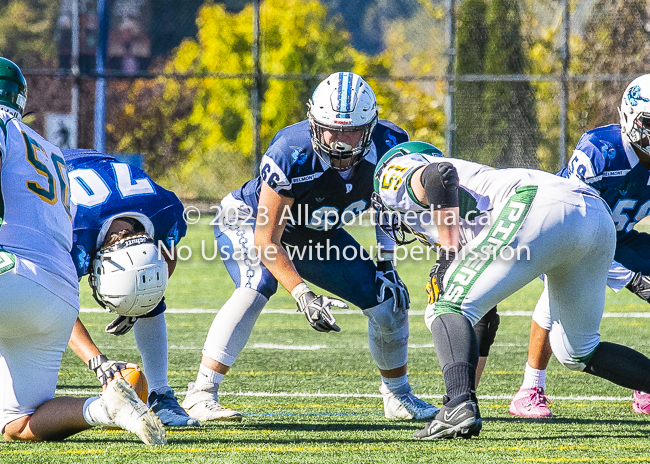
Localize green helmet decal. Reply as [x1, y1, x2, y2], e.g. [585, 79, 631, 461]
[0, 57, 27, 113]
[373, 141, 444, 192]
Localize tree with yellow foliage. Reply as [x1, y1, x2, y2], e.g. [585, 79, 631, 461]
[109, 0, 446, 200]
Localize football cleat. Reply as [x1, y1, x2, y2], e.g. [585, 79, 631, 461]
[182, 382, 243, 422]
[632, 390, 650, 414]
[509, 387, 553, 418]
[101, 378, 166, 445]
[380, 383, 440, 420]
[413, 394, 482, 440]
[148, 388, 200, 427]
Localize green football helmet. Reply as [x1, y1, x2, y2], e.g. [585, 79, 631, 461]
[0, 57, 27, 113]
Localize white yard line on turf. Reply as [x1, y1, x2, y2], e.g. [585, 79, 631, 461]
[91, 342, 561, 350]
[80, 308, 650, 317]
[54, 388, 633, 402]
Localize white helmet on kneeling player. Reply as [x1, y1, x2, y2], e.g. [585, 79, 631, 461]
[89, 234, 168, 317]
[619, 74, 650, 157]
[308, 71, 378, 171]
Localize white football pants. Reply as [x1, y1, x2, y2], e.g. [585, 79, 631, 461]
[425, 187, 615, 371]
[0, 271, 78, 432]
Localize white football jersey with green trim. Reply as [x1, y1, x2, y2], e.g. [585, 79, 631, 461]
[0, 109, 78, 307]
[376, 153, 596, 249]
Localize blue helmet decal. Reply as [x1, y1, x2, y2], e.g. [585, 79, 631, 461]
[627, 85, 649, 107]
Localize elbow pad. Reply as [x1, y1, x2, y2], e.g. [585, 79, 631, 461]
[420, 162, 459, 209]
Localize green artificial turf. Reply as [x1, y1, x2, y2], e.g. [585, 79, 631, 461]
[4, 222, 649, 462]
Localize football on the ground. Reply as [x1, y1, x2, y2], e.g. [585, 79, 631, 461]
[120, 367, 149, 403]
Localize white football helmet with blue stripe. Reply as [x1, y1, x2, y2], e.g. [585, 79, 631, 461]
[308, 72, 378, 171]
[619, 74, 650, 156]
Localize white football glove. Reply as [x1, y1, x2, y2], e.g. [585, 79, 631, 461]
[105, 315, 138, 336]
[88, 354, 129, 387]
[296, 291, 346, 332]
[375, 260, 410, 313]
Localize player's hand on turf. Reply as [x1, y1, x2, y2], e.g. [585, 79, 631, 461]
[425, 249, 456, 304]
[296, 291, 345, 332]
[375, 260, 410, 313]
[88, 354, 132, 387]
[105, 315, 138, 336]
[626, 272, 650, 302]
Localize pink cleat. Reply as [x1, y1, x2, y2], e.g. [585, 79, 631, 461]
[632, 390, 650, 414]
[509, 387, 553, 418]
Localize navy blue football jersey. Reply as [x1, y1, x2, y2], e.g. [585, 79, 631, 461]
[558, 124, 650, 240]
[231, 119, 408, 241]
[65, 149, 186, 278]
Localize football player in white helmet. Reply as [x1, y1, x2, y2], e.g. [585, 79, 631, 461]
[374, 141, 650, 440]
[64, 149, 198, 427]
[0, 57, 165, 444]
[619, 74, 650, 157]
[308, 72, 378, 171]
[183, 72, 440, 423]
[509, 74, 650, 418]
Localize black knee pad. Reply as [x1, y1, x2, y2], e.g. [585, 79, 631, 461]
[473, 306, 500, 357]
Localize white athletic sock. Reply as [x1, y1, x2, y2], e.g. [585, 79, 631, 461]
[381, 374, 410, 395]
[521, 362, 546, 390]
[133, 313, 169, 394]
[83, 397, 111, 426]
[195, 364, 225, 389]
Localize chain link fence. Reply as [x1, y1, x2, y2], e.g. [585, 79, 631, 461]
[13, 0, 650, 201]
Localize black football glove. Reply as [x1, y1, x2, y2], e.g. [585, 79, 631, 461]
[296, 291, 346, 332]
[88, 354, 128, 386]
[425, 250, 456, 304]
[375, 260, 410, 313]
[626, 272, 650, 302]
[105, 315, 138, 336]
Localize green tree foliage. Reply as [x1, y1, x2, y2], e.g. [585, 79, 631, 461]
[526, 23, 561, 172]
[163, 0, 357, 199]
[0, 0, 59, 68]
[454, 0, 488, 160]
[106, 78, 196, 180]
[574, 0, 650, 132]
[527, 0, 650, 171]
[374, 1, 446, 148]
[481, 0, 538, 168]
[110, 0, 446, 200]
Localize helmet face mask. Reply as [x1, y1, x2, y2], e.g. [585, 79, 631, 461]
[89, 234, 168, 317]
[371, 192, 416, 246]
[619, 75, 650, 157]
[0, 57, 27, 114]
[308, 72, 378, 171]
